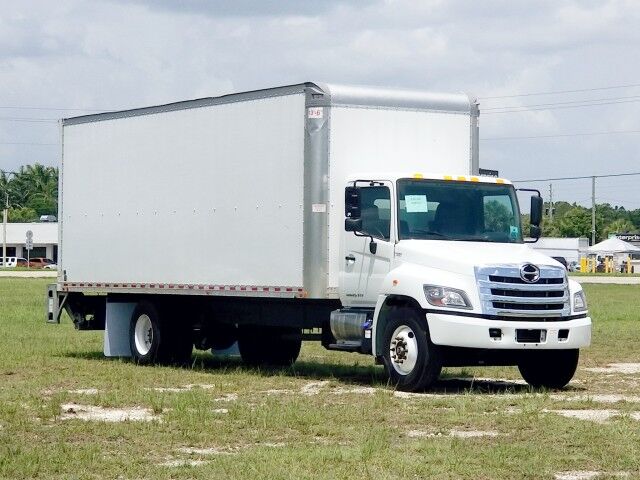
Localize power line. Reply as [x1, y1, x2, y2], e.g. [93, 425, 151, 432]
[0, 106, 106, 112]
[0, 117, 58, 123]
[512, 172, 640, 182]
[482, 94, 640, 111]
[481, 129, 640, 141]
[0, 141, 58, 146]
[483, 98, 640, 115]
[479, 82, 640, 100]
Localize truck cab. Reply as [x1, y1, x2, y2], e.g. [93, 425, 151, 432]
[334, 173, 591, 391]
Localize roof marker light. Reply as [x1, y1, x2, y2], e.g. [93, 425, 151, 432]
[457, 176, 466, 181]
[496, 178, 505, 184]
[470, 176, 479, 182]
[413, 173, 423, 178]
[443, 175, 453, 180]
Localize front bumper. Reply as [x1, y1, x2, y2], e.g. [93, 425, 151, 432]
[427, 312, 591, 349]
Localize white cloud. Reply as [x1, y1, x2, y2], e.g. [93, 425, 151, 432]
[1, 0, 639, 206]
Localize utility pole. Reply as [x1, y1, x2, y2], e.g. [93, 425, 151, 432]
[591, 176, 596, 245]
[548, 183, 553, 222]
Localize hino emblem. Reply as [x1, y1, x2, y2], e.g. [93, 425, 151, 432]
[520, 264, 540, 283]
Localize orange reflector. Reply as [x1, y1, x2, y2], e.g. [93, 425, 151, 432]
[392, 279, 399, 286]
[470, 176, 479, 182]
[496, 178, 505, 184]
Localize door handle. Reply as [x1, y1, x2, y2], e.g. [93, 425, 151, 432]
[345, 254, 356, 263]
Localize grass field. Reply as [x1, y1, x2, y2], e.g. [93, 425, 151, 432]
[0, 279, 639, 479]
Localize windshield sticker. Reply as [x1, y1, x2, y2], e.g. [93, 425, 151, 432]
[510, 225, 519, 239]
[405, 195, 429, 213]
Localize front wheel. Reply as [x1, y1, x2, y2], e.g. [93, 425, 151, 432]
[518, 349, 579, 389]
[381, 307, 442, 392]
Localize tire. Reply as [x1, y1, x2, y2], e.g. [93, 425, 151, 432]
[237, 326, 302, 367]
[381, 307, 442, 392]
[518, 349, 579, 389]
[129, 301, 192, 365]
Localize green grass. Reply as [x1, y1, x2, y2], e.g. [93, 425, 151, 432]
[0, 279, 639, 479]
[570, 271, 639, 277]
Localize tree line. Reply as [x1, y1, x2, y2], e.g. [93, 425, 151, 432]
[1, 164, 58, 222]
[1, 164, 639, 243]
[522, 200, 640, 243]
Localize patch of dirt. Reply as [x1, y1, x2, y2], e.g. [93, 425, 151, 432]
[159, 459, 210, 467]
[300, 381, 330, 396]
[554, 471, 601, 480]
[544, 409, 619, 423]
[407, 429, 500, 438]
[213, 393, 238, 402]
[212, 408, 229, 414]
[148, 384, 215, 393]
[68, 388, 100, 395]
[177, 447, 238, 456]
[60, 403, 160, 422]
[259, 389, 294, 396]
[331, 386, 377, 395]
[584, 363, 640, 374]
[551, 394, 640, 403]
[452, 377, 528, 386]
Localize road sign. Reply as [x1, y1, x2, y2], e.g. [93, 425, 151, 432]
[25, 230, 33, 251]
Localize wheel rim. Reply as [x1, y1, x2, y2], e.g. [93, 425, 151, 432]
[134, 314, 153, 355]
[389, 325, 418, 375]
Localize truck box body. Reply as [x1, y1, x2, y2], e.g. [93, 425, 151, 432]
[59, 83, 478, 298]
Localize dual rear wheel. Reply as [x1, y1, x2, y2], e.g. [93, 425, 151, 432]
[129, 301, 301, 367]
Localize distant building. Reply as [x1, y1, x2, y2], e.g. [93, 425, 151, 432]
[529, 237, 589, 264]
[1, 222, 58, 261]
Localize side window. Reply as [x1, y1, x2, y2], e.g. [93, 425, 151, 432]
[360, 186, 391, 240]
[483, 195, 514, 233]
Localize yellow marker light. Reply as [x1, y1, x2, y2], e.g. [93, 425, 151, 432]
[457, 176, 466, 181]
[470, 176, 479, 182]
[496, 178, 505, 184]
[413, 173, 423, 178]
[443, 175, 453, 180]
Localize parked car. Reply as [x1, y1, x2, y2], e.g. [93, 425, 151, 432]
[43, 263, 58, 270]
[15, 258, 29, 267]
[27, 258, 56, 269]
[0, 256, 18, 268]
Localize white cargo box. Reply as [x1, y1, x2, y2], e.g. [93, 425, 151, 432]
[59, 82, 478, 298]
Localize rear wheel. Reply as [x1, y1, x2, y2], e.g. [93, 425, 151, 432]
[518, 349, 579, 389]
[381, 307, 442, 392]
[129, 301, 192, 365]
[238, 326, 302, 367]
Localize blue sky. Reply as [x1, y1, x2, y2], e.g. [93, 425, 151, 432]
[1, 0, 639, 208]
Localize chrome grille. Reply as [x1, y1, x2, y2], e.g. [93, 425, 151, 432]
[476, 265, 570, 318]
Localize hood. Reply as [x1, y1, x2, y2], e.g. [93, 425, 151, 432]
[396, 240, 562, 276]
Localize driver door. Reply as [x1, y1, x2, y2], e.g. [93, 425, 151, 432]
[340, 181, 395, 307]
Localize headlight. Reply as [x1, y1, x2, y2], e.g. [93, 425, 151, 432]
[423, 285, 472, 309]
[573, 290, 587, 312]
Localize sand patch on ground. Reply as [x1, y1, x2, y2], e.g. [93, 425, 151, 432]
[212, 408, 229, 414]
[177, 447, 238, 456]
[300, 381, 331, 396]
[148, 384, 215, 393]
[554, 471, 601, 480]
[213, 393, 238, 402]
[60, 403, 160, 422]
[584, 363, 640, 374]
[407, 429, 500, 439]
[551, 393, 640, 403]
[332, 386, 377, 395]
[160, 459, 210, 467]
[546, 408, 640, 423]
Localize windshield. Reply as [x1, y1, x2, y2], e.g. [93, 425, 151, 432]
[397, 179, 523, 243]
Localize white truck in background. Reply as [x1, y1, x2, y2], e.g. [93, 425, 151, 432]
[47, 82, 591, 391]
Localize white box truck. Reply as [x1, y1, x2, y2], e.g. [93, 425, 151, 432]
[47, 82, 591, 391]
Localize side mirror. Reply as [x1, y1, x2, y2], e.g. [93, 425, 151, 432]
[345, 218, 362, 232]
[530, 195, 543, 226]
[345, 186, 361, 219]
